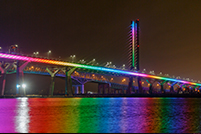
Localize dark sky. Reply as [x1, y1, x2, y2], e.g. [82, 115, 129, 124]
[1, 0, 201, 81]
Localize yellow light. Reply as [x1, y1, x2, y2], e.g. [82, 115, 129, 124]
[157, 84, 159, 86]
[142, 82, 144, 84]
[111, 78, 113, 81]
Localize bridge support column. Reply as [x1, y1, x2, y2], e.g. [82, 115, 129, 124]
[104, 84, 110, 94]
[74, 86, 79, 94]
[16, 61, 30, 96]
[46, 67, 60, 96]
[62, 67, 77, 96]
[149, 84, 153, 94]
[146, 79, 154, 94]
[98, 83, 110, 95]
[120, 89, 123, 94]
[127, 77, 133, 94]
[137, 77, 143, 93]
[81, 84, 84, 94]
[193, 85, 198, 94]
[160, 81, 166, 94]
[0, 63, 10, 96]
[169, 81, 177, 93]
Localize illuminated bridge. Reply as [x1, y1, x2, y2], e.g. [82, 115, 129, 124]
[0, 52, 200, 96]
[0, 19, 200, 96]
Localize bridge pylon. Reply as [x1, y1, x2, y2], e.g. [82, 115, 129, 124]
[128, 19, 142, 94]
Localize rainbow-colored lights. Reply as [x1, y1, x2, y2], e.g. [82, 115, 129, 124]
[131, 20, 135, 68]
[0, 53, 201, 86]
[1, 98, 200, 133]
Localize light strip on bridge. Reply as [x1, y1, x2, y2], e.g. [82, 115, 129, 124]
[0, 53, 201, 86]
[131, 20, 135, 68]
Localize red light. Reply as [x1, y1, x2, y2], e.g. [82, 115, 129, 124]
[137, 19, 139, 21]
[137, 45, 139, 47]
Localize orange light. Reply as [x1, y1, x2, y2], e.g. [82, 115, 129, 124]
[122, 78, 126, 82]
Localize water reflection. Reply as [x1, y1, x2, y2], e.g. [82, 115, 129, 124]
[0, 97, 201, 133]
[15, 97, 30, 133]
[0, 99, 17, 133]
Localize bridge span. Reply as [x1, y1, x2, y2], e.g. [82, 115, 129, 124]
[0, 52, 201, 97]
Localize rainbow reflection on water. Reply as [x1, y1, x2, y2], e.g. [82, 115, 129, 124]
[0, 97, 201, 133]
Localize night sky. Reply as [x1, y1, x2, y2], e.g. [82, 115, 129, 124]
[1, 0, 201, 82]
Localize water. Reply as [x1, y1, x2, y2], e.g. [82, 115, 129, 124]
[0, 97, 201, 133]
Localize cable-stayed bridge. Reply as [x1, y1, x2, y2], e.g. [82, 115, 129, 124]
[0, 19, 200, 97]
[0, 52, 200, 96]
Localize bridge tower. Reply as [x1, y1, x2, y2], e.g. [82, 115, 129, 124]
[128, 19, 142, 94]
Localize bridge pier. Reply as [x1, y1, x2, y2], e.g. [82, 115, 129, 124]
[146, 79, 155, 94]
[175, 83, 184, 94]
[16, 61, 30, 96]
[127, 77, 133, 94]
[0, 62, 11, 96]
[160, 80, 166, 93]
[74, 85, 79, 94]
[72, 84, 84, 94]
[81, 84, 84, 94]
[169, 81, 177, 93]
[46, 67, 60, 96]
[61, 67, 77, 96]
[193, 85, 198, 94]
[137, 77, 143, 93]
[98, 83, 110, 95]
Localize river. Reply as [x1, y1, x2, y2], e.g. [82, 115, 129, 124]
[0, 97, 201, 133]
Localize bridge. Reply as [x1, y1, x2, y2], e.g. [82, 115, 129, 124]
[0, 19, 200, 97]
[0, 52, 200, 96]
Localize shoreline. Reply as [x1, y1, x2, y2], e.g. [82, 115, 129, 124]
[1, 93, 201, 98]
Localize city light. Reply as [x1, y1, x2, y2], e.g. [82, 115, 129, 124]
[0, 52, 201, 86]
[47, 50, 51, 58]
[22, 84, 26, 88]
[122, 78, 126, 82]
[33, 51, 39, 56]
[16, 84, 20, 88]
